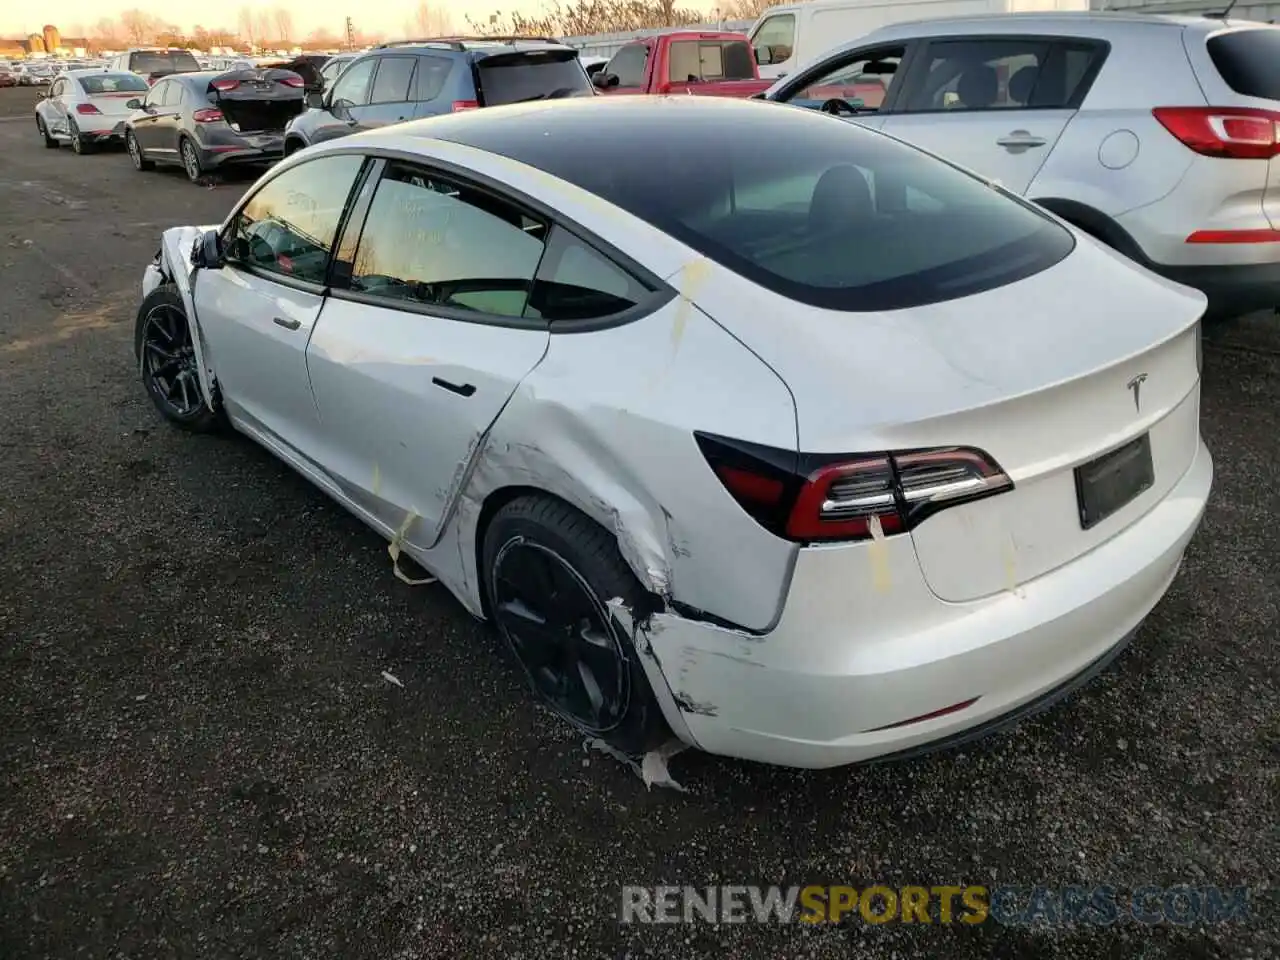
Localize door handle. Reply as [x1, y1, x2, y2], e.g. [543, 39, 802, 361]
[273, 316, 301, 331]
[996, 130, 1047, 150]
[432, 376, 476, 397]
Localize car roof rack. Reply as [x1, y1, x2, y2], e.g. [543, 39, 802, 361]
[375, 35, 563, 50]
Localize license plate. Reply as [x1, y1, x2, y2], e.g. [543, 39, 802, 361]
[1074, 434, 1154, 530]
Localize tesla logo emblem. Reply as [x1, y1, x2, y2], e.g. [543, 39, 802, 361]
[1127, 373, 1148, 413]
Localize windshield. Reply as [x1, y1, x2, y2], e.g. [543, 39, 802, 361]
[434, 100, 1073, 311]
[477, 52, 593, 105]
[130, 50, 200, 75]
[80, 74, 149, 94]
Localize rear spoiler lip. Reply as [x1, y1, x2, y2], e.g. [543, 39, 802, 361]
[475, 48, 581, 67]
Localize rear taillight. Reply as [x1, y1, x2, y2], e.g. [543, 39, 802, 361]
[281, 75, 304, 88]
[75, 103, 102, 114]
[696, 433, 1013, 544]
[1153, 106, 1280, 159]
[211, 78, 240, 92]
[451, 99, 479, 112]
[192, 107, 224, 123]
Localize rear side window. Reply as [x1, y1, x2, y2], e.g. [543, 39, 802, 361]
[477, 52, 593, 106]
[414, 55, 452, 100]
[668, 40, 754, 82]
[370, 56, 416, 103]
[1207, 28, 1280, 100]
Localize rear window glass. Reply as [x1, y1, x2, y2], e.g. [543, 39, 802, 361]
[130, 50, 200, 75]
[445, 104, 1073, 311]
[80, 74, 149, 94]
[668, 40, 755, 82]
[477, 53, 593, 105]
[1207, 28, 1280, 100]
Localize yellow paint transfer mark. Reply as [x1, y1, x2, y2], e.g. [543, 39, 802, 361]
[866, 514, 892, 594]
[1002, 532, 1025, 598]
[671, 258, 713, 352]
[388, 508, 436, 586]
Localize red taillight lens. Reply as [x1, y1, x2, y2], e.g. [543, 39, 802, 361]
[75, 103, 102, 115]
[211, 78, 240, 92]
[192, 107, 224, 123]
[281, 74, 304, 88]
[696, 433, 1012, 544]
[451, 99, 479, 112]
[1153, 106, 1280, 160]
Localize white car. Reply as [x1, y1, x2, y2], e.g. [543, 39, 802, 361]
[36, 69, 150, 153]
[135, 97, 1212, 769]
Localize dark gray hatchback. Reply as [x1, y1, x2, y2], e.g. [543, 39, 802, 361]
[283, 37, 594, 154]
[125, 68, 307, 183]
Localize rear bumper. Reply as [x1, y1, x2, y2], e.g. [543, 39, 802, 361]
[638, 437, 1213, 768]
[194, 130, 287, 168]
[1146, 260, 1280, 318]
[80, 120, 128, 141]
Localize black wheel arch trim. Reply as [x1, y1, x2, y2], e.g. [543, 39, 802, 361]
[1033, 197, 1149, 264]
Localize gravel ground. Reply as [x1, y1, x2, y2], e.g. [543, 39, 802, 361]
[0, 86, 1277, 958]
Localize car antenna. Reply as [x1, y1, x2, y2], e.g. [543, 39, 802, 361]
[1204, 0, 1239, 19]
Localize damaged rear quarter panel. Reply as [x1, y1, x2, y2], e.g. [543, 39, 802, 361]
[457, 294, 799, 633]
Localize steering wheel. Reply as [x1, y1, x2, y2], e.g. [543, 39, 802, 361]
[819, 97, 860, 116]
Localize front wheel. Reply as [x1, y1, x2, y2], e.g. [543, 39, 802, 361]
[126, 129, 153, 170]
[135, 285, 220, 432]
[36, 115, 57, 148]
[482, 495, 670, 756]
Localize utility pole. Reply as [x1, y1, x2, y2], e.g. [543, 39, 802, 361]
[345, 16, 355, 50]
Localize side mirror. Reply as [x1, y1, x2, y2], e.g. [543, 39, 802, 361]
[331, 98, 354, 121]
[125, 98, 142, 110]
[754, 46, 769, 66]
[305, 90, 323, 109]
[592, 72, 619, 89]
[191, 229, 224, 270]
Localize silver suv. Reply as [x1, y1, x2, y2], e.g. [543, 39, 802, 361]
[762, 13, 1280, 318]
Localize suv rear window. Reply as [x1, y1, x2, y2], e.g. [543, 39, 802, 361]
[1207, 28, 1280, 100]
[130, 50, 200, 75]
[476, 51, 593, 106]
[442, 102, 1073, 311]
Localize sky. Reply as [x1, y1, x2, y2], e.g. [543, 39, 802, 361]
[0, 0, 536, 40]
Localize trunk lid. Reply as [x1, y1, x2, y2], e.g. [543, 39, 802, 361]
[693, 238, 1207, 602]
[208, 68, 306, 132]
[88, 92, 141, 116]
[474, 49, 595, 106]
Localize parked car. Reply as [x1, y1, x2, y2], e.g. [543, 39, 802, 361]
[747, 0, 1087, 81]
[134, 96, 1211, 769]
[762, 13, 1280, 319]
[36, 69, 150, 153]
[317, 52, 357, 90]
[107, 47, 202, 85]
[580, 55, 609, 77]
[125, 67, 306, 182]
[284, 37, 592, 153]
[0, 68, 16, 88]
[591, 30, 772, 97]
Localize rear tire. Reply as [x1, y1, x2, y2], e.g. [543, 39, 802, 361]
[482, 495, 670, 757]
[69, 119, 90, 155]
[36, 115, 58, 148]
[180, 136, 205, 183]
[135, 285, 221, 433]
[127, 129, 153, 170]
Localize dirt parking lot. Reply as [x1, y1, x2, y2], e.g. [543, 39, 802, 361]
[0, 85, 1277, 958]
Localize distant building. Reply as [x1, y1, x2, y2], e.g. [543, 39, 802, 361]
[27, 34, 45, 53]
[42, 24, 60, 53]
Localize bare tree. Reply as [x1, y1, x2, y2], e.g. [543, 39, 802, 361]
[408, 2, 454, 37]
[274, 7, 295, 44]
[306, 27, 341, 48]
[469, 0, 703, 37]
[120, 8, 159, 45]
[238, 7, 257, 48]
[718, 0, 784, 18]
[255, 11, 274, 49]
[90, 17, 125, 48]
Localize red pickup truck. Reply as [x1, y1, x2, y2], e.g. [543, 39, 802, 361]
[591, 31, 772, 98]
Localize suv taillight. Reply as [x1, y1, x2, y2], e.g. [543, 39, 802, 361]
[696, 433, 1013, 544]
[451, 99, 479, 111]
[1153, 106, 1280, 159]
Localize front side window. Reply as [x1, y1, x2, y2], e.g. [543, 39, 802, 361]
[902, 39, 1051, 112]
[330, 57, 375, 106]
[787, 46, 905, 112]
[224, 154, 365, 285]
[143, 80, 168, 109]
[163, 82, 186, 107]
[370, 56, 416, 104]
[751, 14, 795, 66]
[606, 45, 648, 87]
[349, 163, 546, 319]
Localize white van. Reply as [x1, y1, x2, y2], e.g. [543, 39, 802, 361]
[749, 0, 1089, 79]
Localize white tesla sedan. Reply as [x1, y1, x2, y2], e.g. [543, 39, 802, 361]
[136, 96, 1212, 769]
